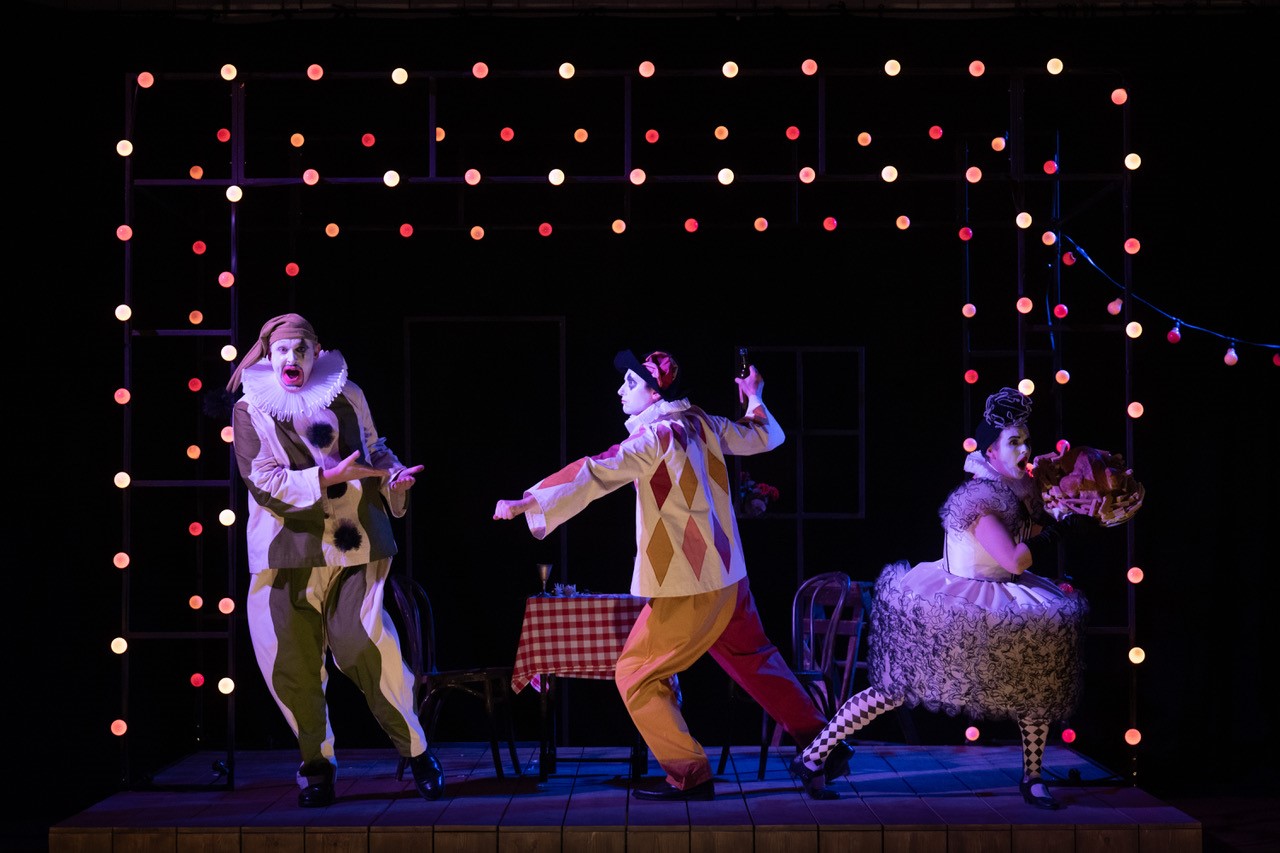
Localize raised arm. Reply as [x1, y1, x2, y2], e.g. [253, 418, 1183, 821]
[719, 365, 785, 456]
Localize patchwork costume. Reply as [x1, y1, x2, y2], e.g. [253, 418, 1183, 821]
[516, 351, 829, 793]
[229, 313, 438, 805]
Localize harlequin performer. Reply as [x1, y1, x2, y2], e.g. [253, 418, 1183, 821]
[788, 387, 1089, 808]
[493, 349, 853, 801]
[226, 312, 444, 807]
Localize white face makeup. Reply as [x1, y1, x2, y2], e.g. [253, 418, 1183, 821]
[270, 337, 316, 392]
[986, 423, 1031, 479]
[618, 369, 660, 416]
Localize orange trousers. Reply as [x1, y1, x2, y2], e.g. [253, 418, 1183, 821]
[615, 578, 827, 789]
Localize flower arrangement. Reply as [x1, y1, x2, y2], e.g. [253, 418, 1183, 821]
[738, 470, 780, 518]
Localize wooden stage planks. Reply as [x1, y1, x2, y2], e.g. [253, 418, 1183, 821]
[49, 742, 1201, 853]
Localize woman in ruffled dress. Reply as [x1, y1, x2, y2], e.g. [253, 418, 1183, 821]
[789, 387, 1088, 809]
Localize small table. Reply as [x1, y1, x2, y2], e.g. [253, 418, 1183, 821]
[511, 593, 651, 781]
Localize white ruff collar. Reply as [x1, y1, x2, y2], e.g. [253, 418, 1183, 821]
[625, 397, 691, 434]
[240, 349, 348, 421]
[964, 450, 1001, 480]
[964, 450, 1038, 502]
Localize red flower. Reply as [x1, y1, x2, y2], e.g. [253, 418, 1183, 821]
[760, 483, 780, 501]
[738, 472, 781, 517]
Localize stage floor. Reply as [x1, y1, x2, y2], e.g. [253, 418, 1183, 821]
[50, 742, 1202, 853]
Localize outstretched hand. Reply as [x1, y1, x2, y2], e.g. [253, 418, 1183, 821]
[493, 497, 536, 520]
[389, 464, 425, 492]
[321, 451, 381, 487]
[322, 451, 417, 489]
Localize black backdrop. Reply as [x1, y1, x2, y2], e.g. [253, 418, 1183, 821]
[13, 3, 1278, 850]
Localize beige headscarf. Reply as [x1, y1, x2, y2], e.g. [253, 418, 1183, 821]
[226, 312, 318, 393]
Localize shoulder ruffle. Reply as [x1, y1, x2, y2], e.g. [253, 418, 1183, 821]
[940, 478, 1024, 532]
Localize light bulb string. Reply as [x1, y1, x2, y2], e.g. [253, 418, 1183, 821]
[1061, 234, 1278, 352]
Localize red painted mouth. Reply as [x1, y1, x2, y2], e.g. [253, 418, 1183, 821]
[282, 366, 304, 385]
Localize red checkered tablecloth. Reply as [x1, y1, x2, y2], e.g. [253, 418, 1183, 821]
[511, 594, 648, 693]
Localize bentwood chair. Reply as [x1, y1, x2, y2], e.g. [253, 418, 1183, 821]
[385, 573, 523, 780]
[717, 571, 867, 779]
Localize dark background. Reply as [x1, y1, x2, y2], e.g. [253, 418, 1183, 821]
[13, 2, 1277, 850]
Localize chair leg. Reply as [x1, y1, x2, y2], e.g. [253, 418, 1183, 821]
[758, 712, 776, 781]
[717, 743, 731, 775]
[421, 694, 446, 760]
[498, 682, 523, 776]
[505, 731, 522, 777]
[482, 681, 505, 779]
[630, 727, 648, 780]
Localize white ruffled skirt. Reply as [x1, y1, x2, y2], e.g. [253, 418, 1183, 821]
[867, 559, 1089, 722]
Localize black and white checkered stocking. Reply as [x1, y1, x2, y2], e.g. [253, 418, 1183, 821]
[1019, 719, 1050, 780]
[799, 687, 902, 771]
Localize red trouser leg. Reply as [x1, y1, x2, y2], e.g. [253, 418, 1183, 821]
[708, 578, 827, 745]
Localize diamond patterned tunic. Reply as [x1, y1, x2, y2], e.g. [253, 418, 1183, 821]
[521, 398, 783, 598]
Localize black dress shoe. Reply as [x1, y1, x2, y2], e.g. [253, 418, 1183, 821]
[788, 740, 855, 786]
[787, 754, 841, 800]
[632, 779, 715, 801]
[409, 751, 445, 801]
[1019, 777, 1061, 810]
[787, 753, 820, 785]
[298, 781, 335, 808]
[822, 740, 856, 783]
